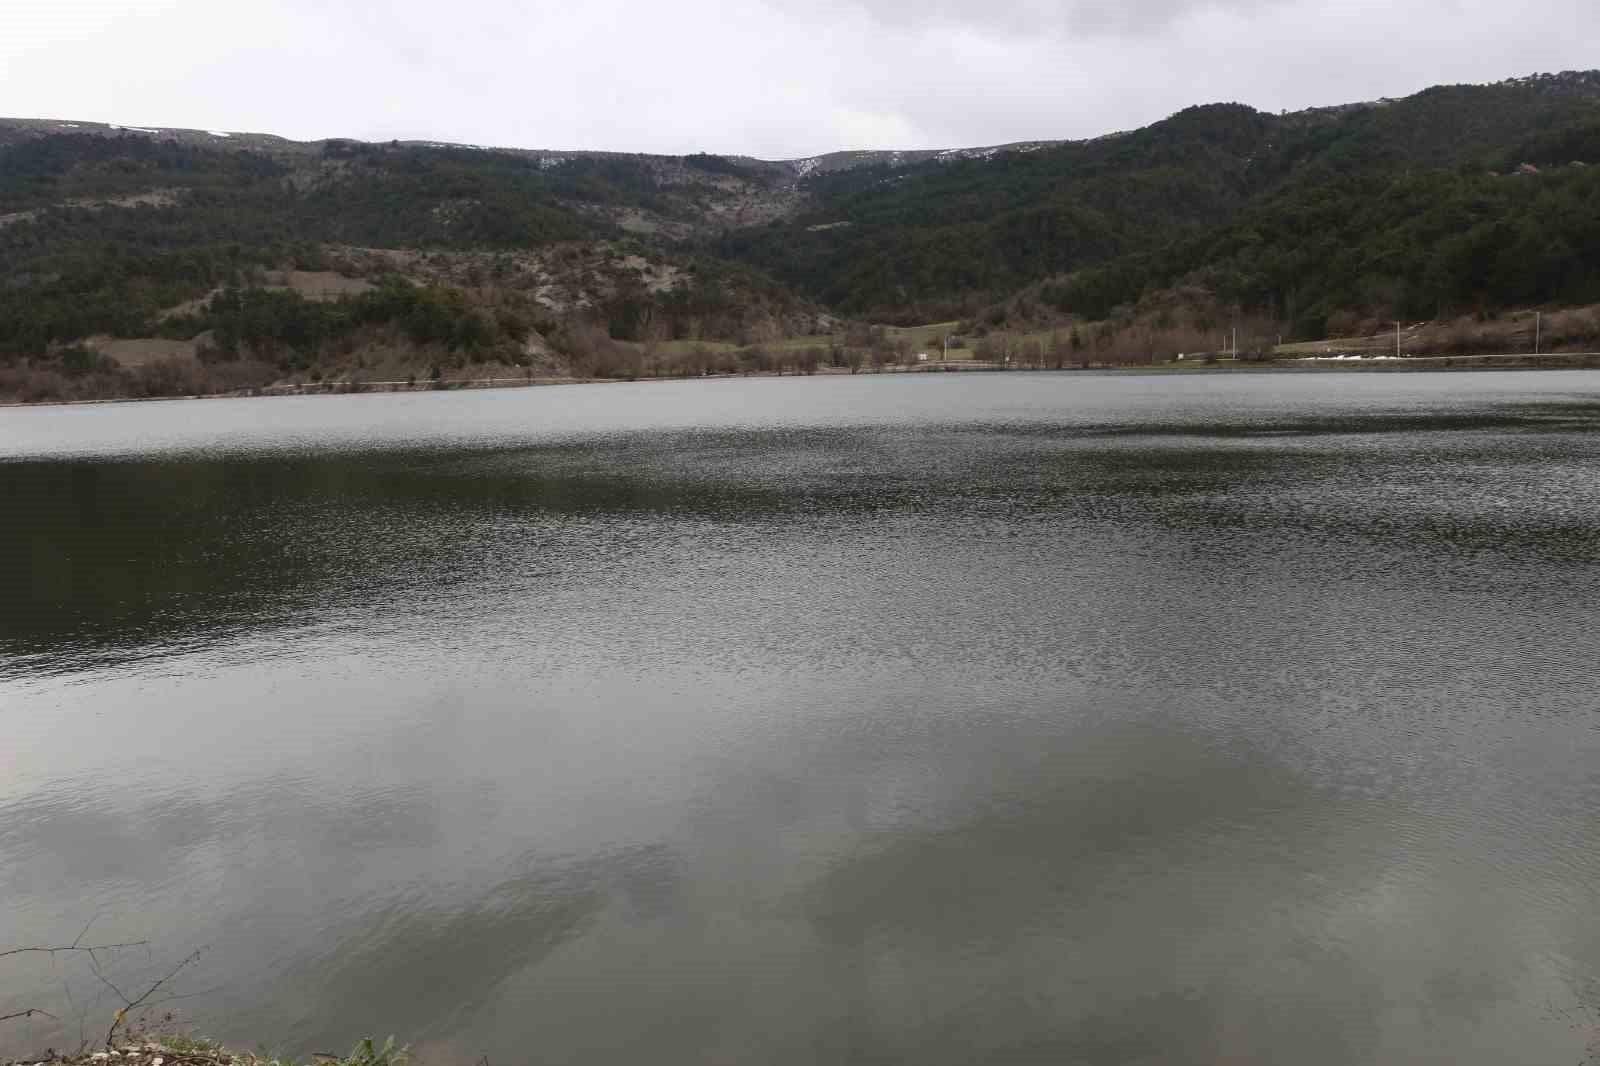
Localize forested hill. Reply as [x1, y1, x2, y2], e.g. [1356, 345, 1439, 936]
[0, 133, 829, 361]
[719, 71, 1600, 323]
[4, 69, 1600, 401]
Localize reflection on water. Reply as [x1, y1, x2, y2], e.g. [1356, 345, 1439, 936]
[3, 373, 1600, 1065]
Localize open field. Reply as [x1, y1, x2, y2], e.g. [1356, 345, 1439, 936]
[884, 320, 964, 354]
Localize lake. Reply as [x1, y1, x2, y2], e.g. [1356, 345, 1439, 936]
[3, 371, 1599, 1065]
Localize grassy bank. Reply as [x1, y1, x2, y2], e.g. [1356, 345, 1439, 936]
[5, 1035, 404, 1066]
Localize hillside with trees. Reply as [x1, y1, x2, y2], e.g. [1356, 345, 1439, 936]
[3, 69, 1600, 401]
[0, 134, 833, 399]
[719, 72, 1600, 325]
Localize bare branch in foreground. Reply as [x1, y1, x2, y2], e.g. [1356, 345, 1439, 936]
[0, 1008, 61, 1024]
[0, 918, 151, 963]
[0, 943, 150, 962]
[101, 948, 207, 1047]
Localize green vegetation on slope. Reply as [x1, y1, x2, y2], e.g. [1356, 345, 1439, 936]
[719, 104, 1275, 319]
[0, 133, 286, 212]
[718, 74, 1600, 324]
[0, 137, 818, 364]
[1043, 157, 1600, 334]
[5, 70, 1600, 401]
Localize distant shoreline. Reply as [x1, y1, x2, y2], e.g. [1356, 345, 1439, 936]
[5, 353, 1600, 410]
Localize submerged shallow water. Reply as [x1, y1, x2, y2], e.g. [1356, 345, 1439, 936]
[3, 372, 1599, 1065]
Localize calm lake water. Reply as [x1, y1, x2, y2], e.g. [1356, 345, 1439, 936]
[4, 371, 1600, 1065]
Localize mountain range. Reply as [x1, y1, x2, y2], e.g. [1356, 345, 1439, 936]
[3, 69, 1599, 399]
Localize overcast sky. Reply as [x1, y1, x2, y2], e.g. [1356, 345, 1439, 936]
[6, 0, 1598, 158]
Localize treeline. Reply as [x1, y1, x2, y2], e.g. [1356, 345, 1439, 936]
[557, 328, 829, 380]
[561, 322, 977, 380]
[0, 350, 277, 405]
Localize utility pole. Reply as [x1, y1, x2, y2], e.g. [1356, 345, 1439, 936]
[1535, 311, 1541, 355]
[1396, 321, 1401, 359]
[1231, 327, 1238, 359]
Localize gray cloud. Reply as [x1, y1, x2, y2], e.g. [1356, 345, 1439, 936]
[4, 0, 1598, 158]
[791, 0, 1292, 39]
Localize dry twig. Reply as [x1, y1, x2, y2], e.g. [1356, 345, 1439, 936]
[1, 919, 149, 1034]
[0, 1007, 60, 1024]
[0, 916, 149, 963]
[94, 947, 207, 1047]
